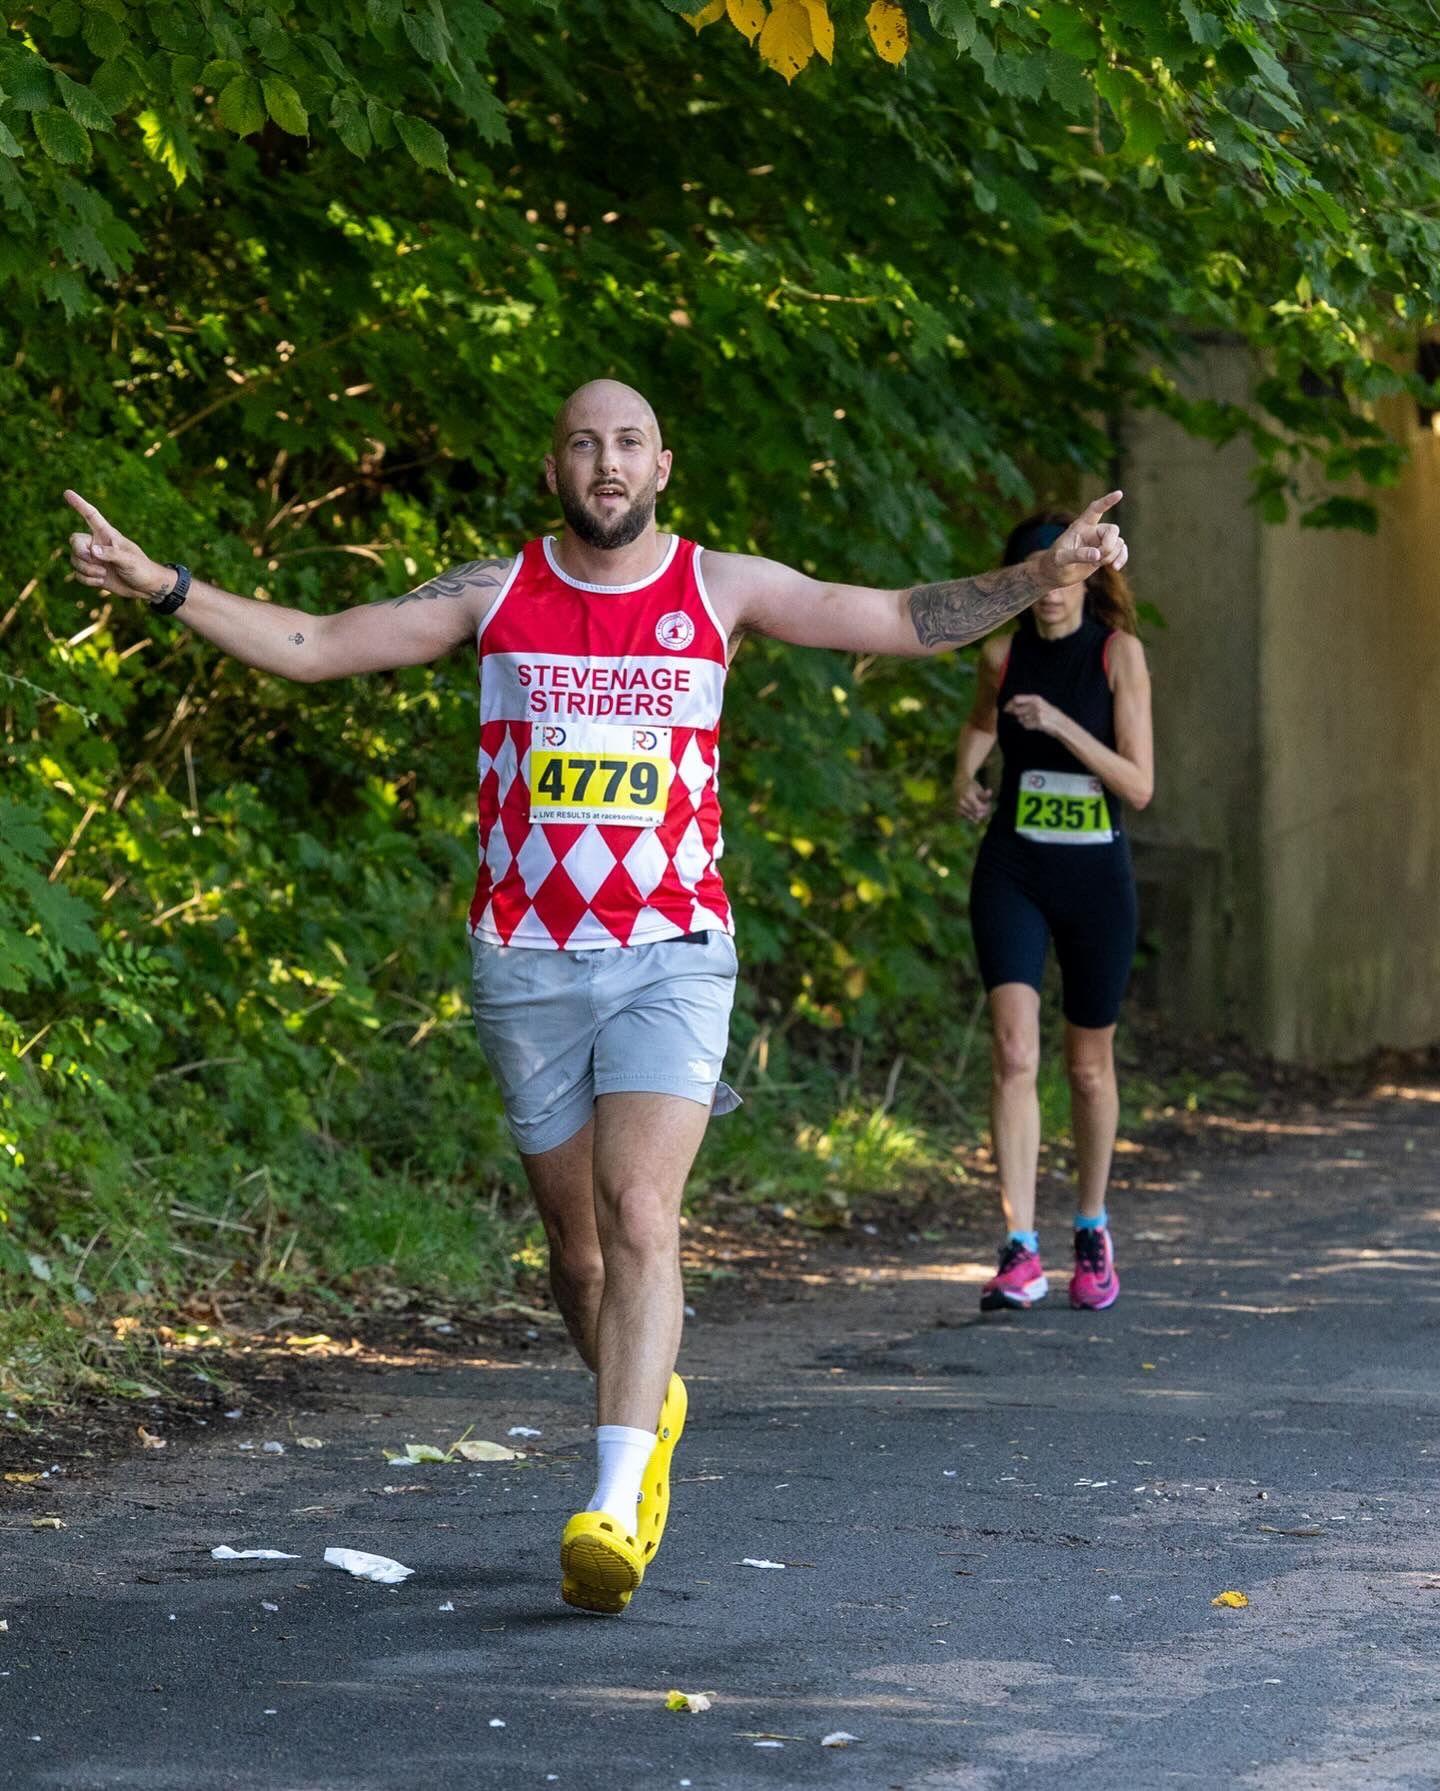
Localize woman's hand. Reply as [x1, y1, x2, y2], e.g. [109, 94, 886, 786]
[1004, 694, 1068, 738]
[955, 777, 994, 823]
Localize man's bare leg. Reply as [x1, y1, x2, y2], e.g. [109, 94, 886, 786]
[590, 1090, 711, 1431]
[520, 1120, 603, 1372]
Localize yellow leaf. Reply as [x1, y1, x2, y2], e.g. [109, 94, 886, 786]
[760, 0, 814, 81]
[1212, 1589, 1250, 1608]
[137, 1426, 167, 1450]
[798, 0, 834, 61]
[866, 0, 909, 64]
[665, 1689, 715, 1712]
[32, 1516, 64, 1530]
[3, 1472, 39, 1484]
[685, 0, 726, 28]
[727, 0, 767, 44]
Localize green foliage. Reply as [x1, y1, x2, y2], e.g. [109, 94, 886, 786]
[0, 0, 1434, 1397]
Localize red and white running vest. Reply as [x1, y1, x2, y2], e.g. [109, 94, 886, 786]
[468, 535, 733, 950]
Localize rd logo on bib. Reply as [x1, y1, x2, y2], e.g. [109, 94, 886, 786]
[1015, 770, 1113, 845]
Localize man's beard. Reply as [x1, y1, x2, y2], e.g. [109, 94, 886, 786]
[556, 469, 659, 551]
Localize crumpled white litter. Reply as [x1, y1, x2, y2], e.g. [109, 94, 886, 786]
[324, 1546, 414, 1584]
[741, 1558, 786, 1570]
[211, 1547, 300, 1561]
[821, 1732, 860, 1748]
[506, 1426, 542, 1439]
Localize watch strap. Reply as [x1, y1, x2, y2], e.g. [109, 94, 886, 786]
[150, 563, 191, 615]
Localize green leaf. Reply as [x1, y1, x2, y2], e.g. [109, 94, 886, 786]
[1039, 3, 1098, 59]
[365, 97, 396, 148]
[366, 0, 403, 29]
[1123, 98, 1168, 161]
[1299, 496, 1379, 534]
[402, 8, 451, 64]
[217, 75, 265, 137]
[90, 57, 140, 114]
[331, 95, 371, 158]
[306, 34, 349, 80]
[262, 76, 309, 137]
[2, 55, 54, 112]
[53, 72, 112, 131]
[1044, 50, 1091, 115]
[81, 6, 127, 58]
[136, 107, 199, 186]
[33, 107, 91, 163]
[49, 1, 83, 36]
[0, 115, 20, 157]
[396, 111, 450, 174]
[201, 59, 245, 87]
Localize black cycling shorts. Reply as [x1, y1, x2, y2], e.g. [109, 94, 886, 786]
[969, 830, 1137, 1030]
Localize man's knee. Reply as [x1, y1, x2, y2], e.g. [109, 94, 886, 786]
[594, 1181, 680, 1262]
[550, 1239, 605, 1297]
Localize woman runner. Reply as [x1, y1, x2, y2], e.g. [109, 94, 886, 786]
[954, 511, 1153, 1312]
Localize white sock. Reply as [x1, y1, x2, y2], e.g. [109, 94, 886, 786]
[586, 1424, 654, 1534]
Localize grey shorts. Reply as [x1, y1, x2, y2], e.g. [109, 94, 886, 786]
[467, 929, 741, 1155]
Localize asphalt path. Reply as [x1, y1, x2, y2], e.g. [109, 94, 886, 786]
[3, 1080, 1439, 1789]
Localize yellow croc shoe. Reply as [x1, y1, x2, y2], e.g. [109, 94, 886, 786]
[638, 1372, 688, 1567]
[560, 1510, 645, 1616]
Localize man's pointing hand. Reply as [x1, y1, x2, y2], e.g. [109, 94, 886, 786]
[64, 490, 175, 602]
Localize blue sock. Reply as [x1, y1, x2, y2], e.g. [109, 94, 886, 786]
[1007, 1229, 1039, 1254]
[1074, 1210, 1108, 1232]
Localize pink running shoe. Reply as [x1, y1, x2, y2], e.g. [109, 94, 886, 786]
[979, 1240, 1049, 1312]
[1070, 1225, 1120, 1310]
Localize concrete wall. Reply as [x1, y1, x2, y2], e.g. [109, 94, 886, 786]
[1126, 349, 1440, 1062]
[1124, 346, 1267, 1042]
[1257, 402, 1440, 1059]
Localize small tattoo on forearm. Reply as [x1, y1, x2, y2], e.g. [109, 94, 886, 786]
[389, 558, 509, 607]
[908, 565, 1041, 650]
[289, 632, 305, 645]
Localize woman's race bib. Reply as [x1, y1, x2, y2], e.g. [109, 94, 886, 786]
[1015, 770, 1114, 845]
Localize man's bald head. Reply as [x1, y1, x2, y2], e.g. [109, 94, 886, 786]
[551, 379, 662, 456]
[546, 379, 672, 552]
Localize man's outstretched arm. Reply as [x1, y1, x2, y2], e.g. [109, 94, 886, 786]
[705, 492, 1127, 654]
[63, 490, 511, 681]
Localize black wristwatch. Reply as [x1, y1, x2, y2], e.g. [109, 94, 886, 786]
[149, 563, 191, 615]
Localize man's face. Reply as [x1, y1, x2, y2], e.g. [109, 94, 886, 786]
[546, 406, 672, 551]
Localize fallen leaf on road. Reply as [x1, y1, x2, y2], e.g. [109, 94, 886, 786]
[295, 1437, 324, 1450]
[384, 1444, 449, 1464]
[1141, 1364, 1156, 1372]
[4, 1473, 39, 1484]
[1212, 1590, 1250, 1608]
[453, 1441, 522, 1463]
[32, 1517, 64, 1530]
[1259, 1525, 1323, 1537]
[741, 1558, 786, 1570]
[665, 1690, 714, 1713]
[821, 1731, 859, 1747]
[137, 1427, 167, 1450]
[324, 1546, 413, 1584]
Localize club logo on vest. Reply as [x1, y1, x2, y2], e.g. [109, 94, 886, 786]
[655, 611, 695, 651]
[541, 725, 567, 747]
[632, 728, 659, 752]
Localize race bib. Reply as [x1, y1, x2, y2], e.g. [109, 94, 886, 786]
[1015, 770, 1113, 845]
[528, 721, 673, 827]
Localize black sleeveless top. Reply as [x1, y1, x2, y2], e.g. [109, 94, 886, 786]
[991, 615, 1121, 838]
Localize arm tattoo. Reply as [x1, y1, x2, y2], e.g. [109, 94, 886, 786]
[907, 564, 1042, 651]
[389, 558, 510, 607]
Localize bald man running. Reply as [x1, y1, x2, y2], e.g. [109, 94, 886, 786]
[64, 379, 1126, 1615]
